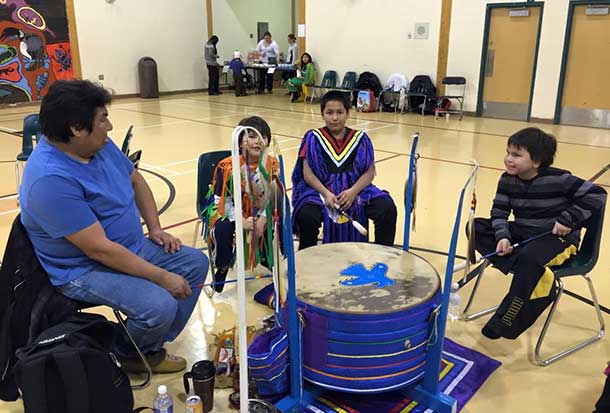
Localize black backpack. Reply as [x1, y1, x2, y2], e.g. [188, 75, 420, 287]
[13, 313, 134, 413]
[0, 215, 77, 401]
[352, 72, 383, 106]
[408, 75, 437, 114]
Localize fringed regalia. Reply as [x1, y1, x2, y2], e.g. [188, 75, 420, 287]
[203, 155, 280, 270]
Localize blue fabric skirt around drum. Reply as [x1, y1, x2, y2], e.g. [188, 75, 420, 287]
[298, 289, 441, 393]
[248, 327, 290, 397]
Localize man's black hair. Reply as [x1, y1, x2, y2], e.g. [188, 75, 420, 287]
[39, 80, 112, 143]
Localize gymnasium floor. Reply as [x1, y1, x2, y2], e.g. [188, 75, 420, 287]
[0, 90, 609, 412]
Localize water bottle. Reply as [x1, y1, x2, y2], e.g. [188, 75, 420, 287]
[153, 385, 174, 413]
[448, 282, 461, 322]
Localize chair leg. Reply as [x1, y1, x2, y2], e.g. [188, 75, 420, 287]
[310, 88, 318, 104]
[113, 310, 152, 390]
[534, 275, 606, 366]
[202, 261, 217, 299]
[192, 219, 201, 247]
[15, 161, 20, 205]
[461, 260, 499, 321]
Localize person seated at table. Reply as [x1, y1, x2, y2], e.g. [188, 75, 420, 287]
[285, 52, 316, 103]
[291, 90, 397, 250]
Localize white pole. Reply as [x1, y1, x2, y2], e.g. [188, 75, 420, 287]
[231, 126, 267, 412]
[449, 159, 479, 275]
[231, 125, 248, 413]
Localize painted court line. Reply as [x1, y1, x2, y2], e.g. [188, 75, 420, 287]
[112, 120, 189, 135]
[159, 158, 199, 168]
[0, 208, 19, 216]
[365, 123, 398, 133]
[140, 162, 181, 176]
[115, 106, 610, 182]
[0, 125, 19, 133]
[187, 98, 610, 150]
[197, 109, 275, 123]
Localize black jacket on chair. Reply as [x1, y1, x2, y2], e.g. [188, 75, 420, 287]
[0, 214, 77, 401]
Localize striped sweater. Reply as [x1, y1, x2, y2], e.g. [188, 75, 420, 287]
[491, 167, 607, 245]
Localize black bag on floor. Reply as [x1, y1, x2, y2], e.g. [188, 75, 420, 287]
[0, 215, 78, 401]
[408, 75, 437, 114]
[352, 72, 383, 106]
[13, 313, 134, 413]
[595, 372, 610, 413]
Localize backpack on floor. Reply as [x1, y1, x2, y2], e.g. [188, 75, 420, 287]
[0, 215, 77, 401]
[380, 89, 399, 112]
[438, 97, 451, 111]
[408, 75, 437, 114]
[352, 72, 383, 107]
[13, 313, 134, 413]
[357, 90, 375, 112]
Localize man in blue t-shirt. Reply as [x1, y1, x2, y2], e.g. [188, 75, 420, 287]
[20, 80, 209, 373]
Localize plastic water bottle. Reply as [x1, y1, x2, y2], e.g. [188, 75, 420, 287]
[448, 282, 461, 322]
[153, 385, 173, 413]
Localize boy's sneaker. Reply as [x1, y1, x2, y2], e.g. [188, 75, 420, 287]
[213, 267, 230, 293]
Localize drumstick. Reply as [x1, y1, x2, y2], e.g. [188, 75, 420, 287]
[453, 230, 553, 274]
[192, 273, 272, 289]
[333, 203, 368, 236]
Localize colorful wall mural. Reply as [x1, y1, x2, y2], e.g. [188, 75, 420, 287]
[0, 0, 74, 103]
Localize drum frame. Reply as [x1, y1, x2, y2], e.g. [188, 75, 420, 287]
[232, 133, 468, 413]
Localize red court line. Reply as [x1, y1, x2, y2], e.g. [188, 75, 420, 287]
[114, 106, 512, 174]
[182, 97, 610, 151]
[119, 105, 610, 180]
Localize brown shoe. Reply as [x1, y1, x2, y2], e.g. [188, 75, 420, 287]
[120, 348, 186, 374]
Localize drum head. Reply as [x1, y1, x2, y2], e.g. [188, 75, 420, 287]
[293, 243, 440, 315]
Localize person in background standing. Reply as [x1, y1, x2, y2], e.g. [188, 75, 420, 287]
[229, 51, 247, 97]
[205, 35, 222, 96]
[254, 31, 279, 94]
[282, 34, 299, 87]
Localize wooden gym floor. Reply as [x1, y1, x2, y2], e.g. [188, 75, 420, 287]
[0, 91, 609, 412]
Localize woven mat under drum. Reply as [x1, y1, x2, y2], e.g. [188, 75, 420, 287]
[302, 338, 500, 413]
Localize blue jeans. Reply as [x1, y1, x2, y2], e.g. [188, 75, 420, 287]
[57, 238, 208, 356]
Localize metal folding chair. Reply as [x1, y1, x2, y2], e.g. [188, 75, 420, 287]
[193, 150, 231, 247]
[462, 202, 606, 366]
[15, 114, 41, 204]
[435, 76, 466, 120]
[306, 70, 337, 104]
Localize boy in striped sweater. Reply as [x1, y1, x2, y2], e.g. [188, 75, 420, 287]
[473, 127, 606, 340]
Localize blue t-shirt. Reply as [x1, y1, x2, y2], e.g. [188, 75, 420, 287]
[19, 137, 144, 286]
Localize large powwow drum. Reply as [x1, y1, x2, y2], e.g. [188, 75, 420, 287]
[294, 243, 441, 393]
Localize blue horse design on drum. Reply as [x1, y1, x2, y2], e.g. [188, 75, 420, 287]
[340, 262, 395, 288]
